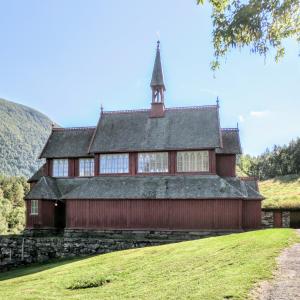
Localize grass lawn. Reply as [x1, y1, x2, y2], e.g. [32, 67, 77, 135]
[259, 175, 300, 209]
[0, 229, 298, 300]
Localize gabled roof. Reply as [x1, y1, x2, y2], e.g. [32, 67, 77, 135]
[216, 128, 242, 154]
[25, 177, 88, 200]
[39, 127, 95, 158]
[89, 106, 221, 153]
[25, 177, 61, 200]
[224, 177, 263, 200]
[25, 175, 264, 201]
[150, 41, 165, 90]
[28, 165, 45, 183]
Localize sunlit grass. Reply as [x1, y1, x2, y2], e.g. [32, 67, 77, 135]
[260, 175, 300, 209]
[0, 229, 298, 300]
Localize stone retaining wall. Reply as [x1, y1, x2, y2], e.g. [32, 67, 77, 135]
[261, 210, 290, 228]
[0, 229, 238, 272]
[261, 211, 274, 228]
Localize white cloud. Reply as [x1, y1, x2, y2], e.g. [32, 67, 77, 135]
[238, 115, 245, 122]
[250, 110, 270, 118]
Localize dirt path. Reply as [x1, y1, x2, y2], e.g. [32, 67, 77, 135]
[253, 229, 300, 300]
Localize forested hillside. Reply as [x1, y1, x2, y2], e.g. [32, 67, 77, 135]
[238, 138, 300, 180]
[0, 176, 28, 234]
[0, 98, 53, 177]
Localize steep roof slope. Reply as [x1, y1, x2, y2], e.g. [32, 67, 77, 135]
[216, 129, 242, 154]
[40, 127, 95, 158]
[89, 106, 221, 153]
[26, 175, 264, 200]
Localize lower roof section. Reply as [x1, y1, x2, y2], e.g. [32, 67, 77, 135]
[25, 175, 263, 201]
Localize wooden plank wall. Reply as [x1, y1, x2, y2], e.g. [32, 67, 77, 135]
[242, 200, 262, 229]
[216, 154, 236, 177]
[66, 199, 244, 230]
[25, 200, 56, 228]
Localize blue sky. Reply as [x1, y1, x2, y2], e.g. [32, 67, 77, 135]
[0, 0, 299, 155]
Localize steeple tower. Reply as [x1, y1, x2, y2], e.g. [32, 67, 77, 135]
[150, 41, 165, 118]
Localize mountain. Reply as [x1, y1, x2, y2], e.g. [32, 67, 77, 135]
[0, 98, 53, 178]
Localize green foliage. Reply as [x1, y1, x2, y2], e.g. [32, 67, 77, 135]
[238, 137, 300, 180]
[197, 0, 300, 70]
[0, 175, 28, 234]
[67, 276, 111, 290]
[0, 98, 52, 177]
[0, 229, 298, 299]
[260, 174, 300, 209]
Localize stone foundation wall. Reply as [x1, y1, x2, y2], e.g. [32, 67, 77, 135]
[261, 210, 290, 228]
[261, 211, 274, 228]
[282, 211, 290, 228]
[0, 229, 239, 272]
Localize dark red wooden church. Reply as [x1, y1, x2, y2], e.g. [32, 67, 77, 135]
[26, 42, 263, 233]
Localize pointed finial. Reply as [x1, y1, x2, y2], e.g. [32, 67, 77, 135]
[216, 96, 220, 108]
[157, 40, 160, 49]
[100, 104, 104, 114]
[237, 122, 239, 130]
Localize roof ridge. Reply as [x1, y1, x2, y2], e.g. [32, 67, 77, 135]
[103, 109, 150, 115]
[102, 105, 218, 115]
[219, 177, 246, 198]
[166, 105, 218, 111]
[221, 128, 239, 131]
[52, 126, 96, 131]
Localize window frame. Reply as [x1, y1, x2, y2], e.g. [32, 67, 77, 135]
[79, 158, 95, 177]
[30, 200, 39, 216]
[52, 159, 69, 177]
[137, 152, 169, 174]
[99, 153, 129, 174]
[176, 150, 210, 173]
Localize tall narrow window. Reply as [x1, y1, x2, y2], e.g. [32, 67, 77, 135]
[53, 159, 68, 177]
[79, 158, 94, 176]
[138, 152, 168, 173]
[177, 151, 209, 172]
[100, 154, 129, 174]
[30, 200, 38, 215]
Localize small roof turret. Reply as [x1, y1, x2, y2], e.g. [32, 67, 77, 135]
[150, 41, 165, 91]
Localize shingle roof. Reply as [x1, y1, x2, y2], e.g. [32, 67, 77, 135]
[150, 42, 165, 90]
[224, 177, 263, 200]
[25, 177, 61, 200]
[89, 106, 221, 153]
[26, 175, 263, 201]
[25, 177, 89, 200]
[216, 129, 242, 154]
[39, 127, 95, 158]
[28, 165, 45, 182]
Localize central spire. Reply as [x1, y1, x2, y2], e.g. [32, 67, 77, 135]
[150, 41, 165, 103]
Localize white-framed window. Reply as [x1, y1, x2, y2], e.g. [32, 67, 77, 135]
[138, 152, 168, 173]
[79, 158, 94, 176]
[177, 151, 209, 172]
[53, 159, 69, 177]
[100, 153, 129, 174]
[30, 200, 38, 215]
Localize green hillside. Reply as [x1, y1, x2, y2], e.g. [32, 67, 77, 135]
[259, 175, 300, 209]
[0, 98, 53, 177]
[0, 229, 298, 300]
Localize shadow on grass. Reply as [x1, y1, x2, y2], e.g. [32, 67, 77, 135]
[0, 255, 93, 282]
[273, 174, 300, 183]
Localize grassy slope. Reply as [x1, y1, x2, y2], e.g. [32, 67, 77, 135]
[259, 175, 300, 209]
[0, 98, 52, 177]
[0, 229, 298, 300]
